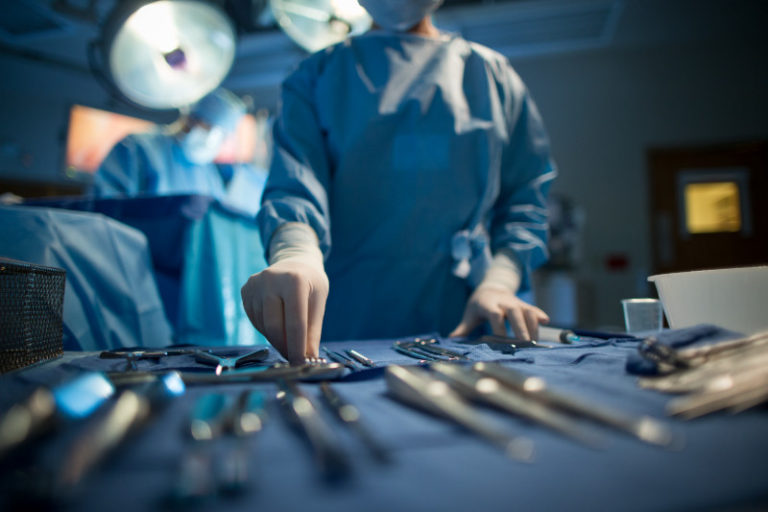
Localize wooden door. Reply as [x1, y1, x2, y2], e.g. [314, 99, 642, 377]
[648, 141, 768, 274]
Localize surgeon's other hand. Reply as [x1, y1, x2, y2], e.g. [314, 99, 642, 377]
[450, 285, 550, 341]
[241, 259, 329, 364]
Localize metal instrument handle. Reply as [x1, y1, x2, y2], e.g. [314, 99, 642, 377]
[277, 380, 351, 482]
[319, 382, 390, 464]
[431, 363, 600, 447]
[386, 366, 533, 461]
[474, 362, 676, 447]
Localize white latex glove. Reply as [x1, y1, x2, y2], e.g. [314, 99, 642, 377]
[241, 223, 328, 363]
[450, 249, 549, 341]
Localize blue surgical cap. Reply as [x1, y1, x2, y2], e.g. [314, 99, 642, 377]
[190, 88, 246, 133]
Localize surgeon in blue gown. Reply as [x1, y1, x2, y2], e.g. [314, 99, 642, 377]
[92, 88, 265, 213]
[241, 0, 558, 363]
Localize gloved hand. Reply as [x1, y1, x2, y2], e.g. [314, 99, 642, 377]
[450, 284, 549, 340]
[450, 249, 549, 340]
[241, 223, 328, 364]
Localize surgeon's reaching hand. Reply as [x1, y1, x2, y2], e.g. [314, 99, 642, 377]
[241, 224, 328, 364]
[450, 250, 550, 341]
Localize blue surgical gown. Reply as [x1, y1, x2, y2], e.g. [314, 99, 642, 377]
[258, 31, 557, 341]
[93, 132, 266, 215]
[92, 131, 228, 199]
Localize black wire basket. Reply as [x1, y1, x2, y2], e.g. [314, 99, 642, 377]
[0, 258, 65, 373]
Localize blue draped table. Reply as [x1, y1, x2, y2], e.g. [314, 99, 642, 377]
[1, 335, 767, 511]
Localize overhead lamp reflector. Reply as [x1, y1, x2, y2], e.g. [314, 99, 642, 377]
[269, 0, 372, 53]
[103, 0, 236, 109]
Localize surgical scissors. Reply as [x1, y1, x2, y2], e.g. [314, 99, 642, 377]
[194, 348, 270, 376]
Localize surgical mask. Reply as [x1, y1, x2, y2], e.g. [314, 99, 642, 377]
[359, 0, 444, 32]
[180, 126, 225, 165]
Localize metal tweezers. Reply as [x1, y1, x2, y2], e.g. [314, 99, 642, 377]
[276, 380, 351, 482]
[392, 344, 438, 362]
[319, 382, 390, 464]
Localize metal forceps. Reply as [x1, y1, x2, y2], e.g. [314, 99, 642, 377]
[194, 348, 270, 376]
[99, 350, 166, 371]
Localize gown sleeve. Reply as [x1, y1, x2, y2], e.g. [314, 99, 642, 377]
[256, 56, 334, 259]
[490, 62, 558, 293]
[91, 134, 158, 197]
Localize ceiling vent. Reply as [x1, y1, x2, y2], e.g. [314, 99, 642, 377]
[434, 0, 624, 58]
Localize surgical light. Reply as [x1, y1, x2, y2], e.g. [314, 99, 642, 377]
[94, 0, 237, 110]
[269, 0, 371, 53]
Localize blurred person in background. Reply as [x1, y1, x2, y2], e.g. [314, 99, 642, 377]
[92, 88, 265, 213]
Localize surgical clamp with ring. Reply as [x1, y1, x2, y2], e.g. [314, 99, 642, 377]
[194, 348, 271, 375]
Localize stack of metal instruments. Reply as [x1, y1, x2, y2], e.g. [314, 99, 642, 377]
[637, 329, 768, 419]
[386, 362, 678, 461]
[98, 347, 346, 385]
[392, 338, 471, 362]
[0, 367, 387, 506]
[391, 334, 569, 363]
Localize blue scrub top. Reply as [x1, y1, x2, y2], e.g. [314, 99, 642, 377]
[258, 31, 557, 341]
[92, 131, 228, 199]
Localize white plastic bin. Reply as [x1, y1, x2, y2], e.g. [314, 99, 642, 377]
[648, 266, 768, 335]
